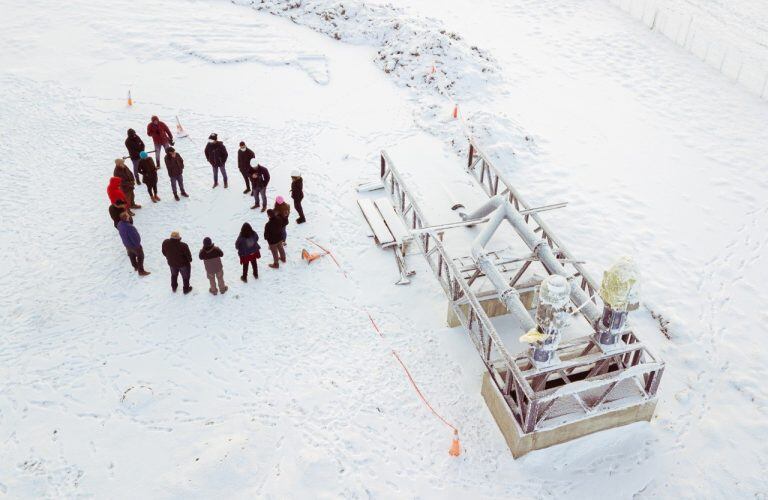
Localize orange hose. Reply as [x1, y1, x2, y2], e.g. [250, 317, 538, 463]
[306, 238, 459, 435]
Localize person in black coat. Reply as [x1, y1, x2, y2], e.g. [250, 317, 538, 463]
[125, 128, 146, 184]
[237, 141, 255, 194]
[164, 147, 189, 201]
[264, 210, 286, 269]
[161, 231, 193, 293]
[204, 133, 228, 188]
[249, 160, 271, 211]
[137, 151, 160, 202]
[290, 170, 306, 224]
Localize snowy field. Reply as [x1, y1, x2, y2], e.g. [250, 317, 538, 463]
[1, 0, 767, 498]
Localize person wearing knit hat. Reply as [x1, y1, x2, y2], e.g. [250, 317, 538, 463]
[199, 237, 228, 295]
[237, 141, 255, 194]
[137, 150, 161, 202]
[273, 196, 291, 247]
[264, 209, 286, 269]
[204, 133, 229, 189]
[290, 170, 305, 224]
[113, 158, 140, 211]
[162, 231, 193, 293]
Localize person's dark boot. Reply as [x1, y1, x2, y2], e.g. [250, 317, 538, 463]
[131, 204, 142, 209]
[213, 182, 218, 189]
[240, 274, 247, 283]
[269, 262, 279, 269]
[174, 194, 180, 201]
[223, 180, 228, 188]
[172, 285, 178, 293]
[296, 218, 306, 224]
[138, 270, 151, 277]
[251, 204, 259, 210]
[253, 271, 259, 280]
[181, 192, 189, 198]
[243, 188, 250, 194]
[260, 207, 266, 213]
[280, 256, 286, 263]
[183, 286, 192, 294]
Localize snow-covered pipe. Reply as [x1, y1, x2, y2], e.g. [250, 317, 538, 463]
[462, 194, 505, 220]
[472, 206, 536, 330]
[469, 199, 602, 326]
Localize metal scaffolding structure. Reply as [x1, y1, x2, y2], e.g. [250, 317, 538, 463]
[379, 141, 664, 438]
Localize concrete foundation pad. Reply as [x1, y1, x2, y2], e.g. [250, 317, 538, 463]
[481, 371, 657, 458]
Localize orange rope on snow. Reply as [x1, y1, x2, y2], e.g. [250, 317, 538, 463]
[390, 349, 458, 433]
[306, 238, 461, 452]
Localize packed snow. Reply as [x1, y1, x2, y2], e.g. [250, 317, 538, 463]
[1, 0, 767, 498]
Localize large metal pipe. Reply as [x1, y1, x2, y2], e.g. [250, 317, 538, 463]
[469, 198, 601, 325]
[471, 205, 536, 331]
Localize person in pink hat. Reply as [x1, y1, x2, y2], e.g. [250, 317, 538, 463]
[273, 195, 291, 245]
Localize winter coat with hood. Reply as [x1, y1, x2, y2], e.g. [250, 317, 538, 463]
[205, 141, 228, 166]
[113, 162, 135, 191]
[237, 147, 255, 173]
[137, 157, 158, 182]
[290, 177, 303, 201]
[162, 238, 192, 268]
[117, 220, 141, 249]
[107, 177, 127, 204]
[248, 164, 270, 189]
[146, 116, 173, 146]
[235, 233, 261, 257]
[199, 244, 224, 274]
[109, 204, 131, 228]
[125, 129, 146, 160]
[164, 152, 185, 177]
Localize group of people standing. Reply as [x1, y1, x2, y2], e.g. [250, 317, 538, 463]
[107, 115, 308, 295]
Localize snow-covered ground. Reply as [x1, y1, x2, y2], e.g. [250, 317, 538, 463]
[609, 0, 768, 97]
[1, 0, 767, 498]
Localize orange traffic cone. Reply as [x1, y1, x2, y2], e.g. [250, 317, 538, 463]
[452, 104, 458, 119]
[127, 90, 133, 107]
[301, 248, 324, 264]
[449, 430, 461, 457]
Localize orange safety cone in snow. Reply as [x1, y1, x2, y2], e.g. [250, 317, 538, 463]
[301, 248, 324, 264]
[127, 90, 133, 106]
[449, 430, 461, 457]
[452, 104, 458, 119]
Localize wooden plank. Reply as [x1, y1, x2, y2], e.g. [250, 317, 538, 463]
[357, 198, 396, 247]
[373, 198, 410, 244]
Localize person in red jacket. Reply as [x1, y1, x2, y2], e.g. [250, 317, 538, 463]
[107, 177, 134, 216]
[146, 115, 174, 165]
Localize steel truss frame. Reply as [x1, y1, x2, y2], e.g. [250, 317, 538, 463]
[380, 145, 664, 435]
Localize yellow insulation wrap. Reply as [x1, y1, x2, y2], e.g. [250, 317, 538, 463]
[599, 256, 639, 310]
[519, 328, 548, 344]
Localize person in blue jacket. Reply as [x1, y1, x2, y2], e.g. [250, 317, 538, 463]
[235, 222, 261, 282]
[117, 213, 150, 276]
